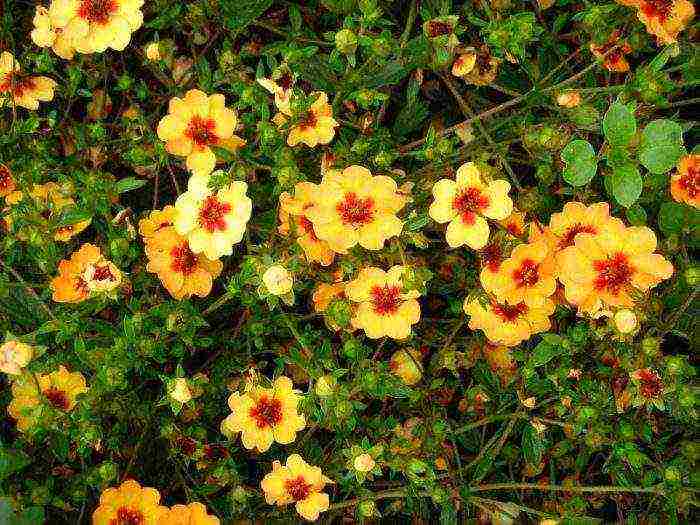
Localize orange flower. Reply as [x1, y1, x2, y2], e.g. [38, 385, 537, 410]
[478, 241, 506, 293]
[548, 201, 615, 252]
[670, 154, 699, 208]
[159, 502, 220, 525]
[484, 239, 557, 307]
[312, 282, 346, 313]
[556, 91, 582, 108]
[0, 163, 15, 198]
[557, 221, 674, 315]
[498, 210, 526, 238]
[279, 183, 335, 266]
[92, 480, 166, 525]
[157, 90, 245, 176]
[286, 92, 338, 148]
[464, 297, 555, 347]
[590, 32, 632, 72]
[138, 205, 176, 238]
[455, 48, 500, 85]
[0, 52, 56, 110]
[452, 52, 477, 77]
[143, 226, 223, 300]
[51, 243, 122, 303]
[634, 0, 695, 44]
[305, 166, 406, 253]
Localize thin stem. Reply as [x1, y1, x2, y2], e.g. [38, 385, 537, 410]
[400, 0, 418, 46]
[202, 293, 233, 316]
[471, 483, 667, 495]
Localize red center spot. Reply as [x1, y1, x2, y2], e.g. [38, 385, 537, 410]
[249, 395, 283, 429]
[0, 165, 12, 191]
[336, 192, 375, 226]
[56, 225, 74, 235]
[298, 216, 318, 240]
[492, 302, 528, 322]
[559, 223, 598, 248]
[185, 115, 219, 148]
[170, 242, 199, 275]
[1, 74, 37, 98]
[109, 507, 144, 525]
[426, 20, 452, 37]
[592, 253, 633, 295]
[636, 369, 664, 399]
[78, 0, 118, 25]
[298, 110, 318, 130]
[481, 242, 503, 272]
[452, 187, 489, 225]
[92, 265, 114, 282]
[513, 259, 540, 288]
[640, 0, 673, 21]
[44, 387, 70, 410]
[278, 72, 293, 91]
[679, 165, 699, 198]
[370, 285, 402, 315]
[198, 195, 231, 233]
[285, 475, 313, 502]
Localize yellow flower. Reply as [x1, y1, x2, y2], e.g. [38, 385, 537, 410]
[157, 90, 245, 176]
[458, 49, 500, 85]
[452, 52, 477, 77]
[145, 42, 161, 61]
[670, 154, 699, 208]
[263, 265, 294, 296]
[138, 205, 176, 238]
[0, 163, 15, 198]
[8, 366, 87, 432]
[306, 165, 406, 253]
[314, 375, 336, 397]
[169, 378, 192, 404]
[44, 0, 144, 55]
[464, 297, 555, 347]
[429, 162, 512, 249]
[221, 376, 305, 452]
[31, 6, 76, 59]
[345, 266, 420, 340]
[498, 209, 526, 238]
[159, 502, 220, 525]
[557, 221, 674, 315]
[257, 75, 293, 115]
[556, 91, 581, 108]
[312, 282, 346, 313]
[633, 0, 695, 45]
[0, 340, 33, 375]
[260, 454, 332, 522]
[143, 225, 223, 300]
[278, 183, 335, 266]
[614, 309, 638, 334]
[353, 453, 376, 473]
[485, 239, 557, 307]
[0, 52, 56, 110]
[92, 480, 166, 525]
[173, 171, 252, 260]
[286, 92, 338, 148]
[389, 349, 423, 385]
[51, 243, 122, 303]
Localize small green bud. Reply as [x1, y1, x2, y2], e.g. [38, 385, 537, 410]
[684, 266, 700, 286]
[335, 29, 358, 55]
[358, 500, 377, 518]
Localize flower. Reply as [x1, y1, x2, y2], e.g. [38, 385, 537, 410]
[305, 166, 406, 253]
[0, 52, 56, 110]
[464, 297, 555, 347]
[286, 92, 338, 148]
[345, 266, 420, 340]
[157, 90, 245, 176]
[389, 349, 423, 385]
[312, 282, 346, 313]
[499, 210, 526, 238]
[633, 0, 695, 45]
[92, 480, 165, 525]
[257, 73, 294, 114]
[479, 241, 506, 292]
[51, 243, 122, 303]
[457, 48, 501, 85]
[138, 205, 176, 238]
[670, 154, 699, 208]
[353, 453, 376, 473]
[260, 454, 332, 522]
[547, 201, 614, 253]
[159, 503, 220, 525]
[556, 91, 581, 108]
[0, 340, 33, 375]
[630, 368, 665, 404]
[145, 42, 161, 61]
[221, 376, 305, 452]
[557, 221, 674, 315]
[452, 52, 477, 77]
[428, 162, 512, 249]
[590, 32, 632, 72]
[483, 239, 557, 307]
[39, 0, 144, 56]
[169, 378, 192, 404]
[173, 172, 252, 260]
[0, 163, 15, 198]
[8, 366, 87, 431]
[278, 183, 335, 266]
[263, 265, 294, 296]
[143, 224, 223, 300]
[614, 309, 638, 333]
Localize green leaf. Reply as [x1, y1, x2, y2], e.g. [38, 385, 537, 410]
[658, 201, 688, 234]
[638, 119, 685, 174]
[220, 0, 274, 33]
[521, 423, 547, 466]
[530, 340, 564, 368]
[55, 207, 92, 227]
[603, 101, 636, 146]
[115, 177, 147, 193]
[610, 164, 642, 208]
[561, 140, 597, 186]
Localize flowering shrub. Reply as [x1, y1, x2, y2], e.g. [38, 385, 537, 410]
[0, 0, 698, 523]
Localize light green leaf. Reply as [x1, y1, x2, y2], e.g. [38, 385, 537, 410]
[610, 164, 642, 208]
[638, 119, 685, 174]
[603, 101, 636, 146]
[561, 139, 597, 186]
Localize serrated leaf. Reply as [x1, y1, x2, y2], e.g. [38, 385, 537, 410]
[638, 119, 685, 174]
[115, 177, 147, 193]
[603, 101, 636, 146]
[55, 207, 92, 227]
[561, 139, 597, 186]
[658, 201, 688, 234]
[610, 164, 642, 208]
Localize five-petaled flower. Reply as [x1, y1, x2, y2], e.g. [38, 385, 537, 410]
[158, 502, 220, 525]
[285, 92, 338, 148]
[92, 479, 166, 525]
[51, 243, 122, 303]
[670, 154, 699, 208]
[0, 52, 56, 110]
[617, 0, 696, 45]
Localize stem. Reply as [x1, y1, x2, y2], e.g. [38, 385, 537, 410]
[470, 483, 667, 495]
[202, 293, 233, 316]
[0, 260, 56, 321]
[400, 0, 418, 46]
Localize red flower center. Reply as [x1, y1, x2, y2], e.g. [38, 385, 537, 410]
[170, 242, 199, 275]
[0, 74, 36, 98]
[336, 192, 375, 226]
[278, 72, 293, 91]
[0, 165, 12, 191]
[679, 165, 699, 198]
[636, 369, 664, 399]
[513, 259, 540, 288]
[44, 387, 70, 410]
[298, 216, 318, 239]
[481, 242, 502, 272]
[298, 110, 318, 130]
[249, 395, 283, 429]
[198, 195, 231, 233]
[92, 265, 114, 282]
[640, 0, 673, 21]
[370, 285, 402, 315]
[559, 223, 597, 248]
[78, 0, 118, 25]
[109, 507, 144, 525]
[492, 302, 528, 322]
[186, 116, 219, 148]
[285, 475, 313, 502]
[593, 253, 633, 295]
[452, 187, 490, 225]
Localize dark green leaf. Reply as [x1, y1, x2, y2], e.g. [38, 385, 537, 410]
[115, 177, 147, 193]
[638, 119, 685, 174]
[603, 101, 636, 146]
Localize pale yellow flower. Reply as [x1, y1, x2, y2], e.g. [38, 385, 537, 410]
[263, 265, 293, 296]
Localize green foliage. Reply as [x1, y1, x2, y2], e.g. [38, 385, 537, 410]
[561, 140, 597, 186]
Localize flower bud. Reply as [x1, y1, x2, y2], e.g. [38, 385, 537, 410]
[335, 29, 358, 55]
[262, 265, 293, 296]
[169, 378, 192, 404]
